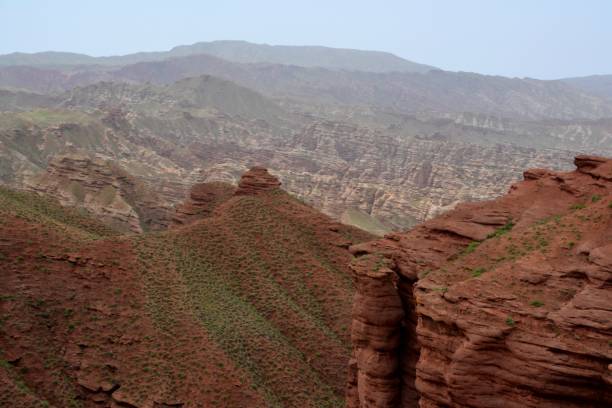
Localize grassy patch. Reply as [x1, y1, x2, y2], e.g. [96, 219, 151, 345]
[462, 241, 480, 255]
[471, 267, 486, 278]
[486, 219, 515, 239]
[0, 186, 118, 240]
[133, 192, 357, 407]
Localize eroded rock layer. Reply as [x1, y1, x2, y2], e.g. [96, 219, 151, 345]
[347, 155, 612, 407]
[26, 153, 171, 233]
[235, 166, 282, 195]
[171, 181, 235, 227]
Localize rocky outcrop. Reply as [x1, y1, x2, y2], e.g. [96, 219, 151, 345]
[346, 254, 405, 407]
[347, 155, 612, 407]
[264, 121, 579, 231]
[171, 181, 235, 227]
[27, 153, 171, 233]
[235, 166, 281, 195]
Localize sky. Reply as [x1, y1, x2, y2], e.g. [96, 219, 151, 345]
[0, 0, 610, 79]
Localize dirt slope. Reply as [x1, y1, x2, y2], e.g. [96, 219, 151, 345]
[0, 168, 372, 407]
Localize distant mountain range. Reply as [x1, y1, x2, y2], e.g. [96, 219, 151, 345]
[561, 74, 612, 100]
[1, 52, 611, 121]
[0, 40, 436, 73]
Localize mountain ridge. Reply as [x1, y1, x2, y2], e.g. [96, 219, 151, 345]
[0, 168, 373, 407]
[2, 54, 611, 121]
[0, 40, 435, 73]
[562, 74, 612, 100]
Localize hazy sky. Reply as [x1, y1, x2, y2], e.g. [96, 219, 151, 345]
[1, 0, 610, 79]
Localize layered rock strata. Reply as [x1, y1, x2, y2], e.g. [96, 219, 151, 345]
[171, 181, 235, 227]
[235, 166, 282, 195]
[27, 153, 171, 233]
[347, 155, 612, 407]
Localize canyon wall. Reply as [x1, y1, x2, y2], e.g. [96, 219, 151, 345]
[347, 155, 612, 407]
[26, 153, 172, 232]
[3, 78, 611, 235]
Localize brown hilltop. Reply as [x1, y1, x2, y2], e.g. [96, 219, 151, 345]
[235, 166, 282, 195]
[171, 168, 281, 227]
[171, 181, 236, 227]
[0, 165, 373, 407]
[347, 155, 612, 407]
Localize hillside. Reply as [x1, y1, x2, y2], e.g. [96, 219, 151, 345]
[60, 75, 293, 125]
[346, 155, 612, 407]
[562, 74, 612, 100]
[0, 168, 373, 407]
[2, 55, 611, 120]
[165, 40, 436, 73]
[0, 89, 58, 112]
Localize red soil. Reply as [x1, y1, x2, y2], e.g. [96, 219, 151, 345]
[0, 168, 373, 407]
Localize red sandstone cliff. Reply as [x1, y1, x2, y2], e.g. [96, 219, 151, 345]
[347, 155, 612, 407]
[171, 167, 280, 227]
[171, 181, 235, 227]
[235, 166, 282, 195]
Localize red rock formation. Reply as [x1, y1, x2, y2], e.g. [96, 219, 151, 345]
[347, 155, 612, 407]
[347, 254, 404, 407]
[235, 166, 281, 195]
[171, 181, 235, 227]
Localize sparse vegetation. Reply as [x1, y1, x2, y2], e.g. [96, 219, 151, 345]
[463, 241, 480, 254]
[129, 190, 370, 406]
[486, 219, 515, 239]
[471, 267, 486, 277]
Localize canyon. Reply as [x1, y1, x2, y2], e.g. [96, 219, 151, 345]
[0, 39, 611, 407]
[1, 72, 611, 234]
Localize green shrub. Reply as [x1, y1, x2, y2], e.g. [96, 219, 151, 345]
[487, 220, 515, 239]
[463, 241, 480, 254]
[471, 267, 486, 277]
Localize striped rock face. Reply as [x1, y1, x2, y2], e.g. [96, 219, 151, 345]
[235, 166, 282, 196]
[347, 155, 612, 408]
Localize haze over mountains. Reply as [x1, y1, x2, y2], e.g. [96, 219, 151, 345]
[561, 74, 612, 100]
[2, 42, 612, 121]
[0, 40, 437, 73]
[1, 40, 611, 234]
